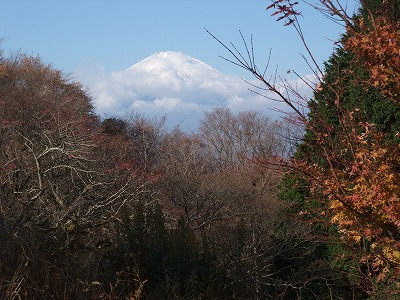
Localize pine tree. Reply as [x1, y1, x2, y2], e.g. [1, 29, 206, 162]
[278, 0, 400, 295]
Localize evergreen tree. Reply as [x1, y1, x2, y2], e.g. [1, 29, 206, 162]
[166, 217, 199, 299]
[278, 0, 400, 296]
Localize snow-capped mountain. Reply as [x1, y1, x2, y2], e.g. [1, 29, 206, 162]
[126, 51, 226, 81]
[77, 51, 293, 130]
[119, 51, 238, 96]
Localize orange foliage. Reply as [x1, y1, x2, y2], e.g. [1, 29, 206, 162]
[301, 9, 400, 283]
[345, 16, 400, 99]
[324, 131, 400, 275]
[253, 0, 400, 286]
[292, 121, 400, 280]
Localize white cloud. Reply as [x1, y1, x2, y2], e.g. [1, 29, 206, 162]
[74, 52, 314, 131]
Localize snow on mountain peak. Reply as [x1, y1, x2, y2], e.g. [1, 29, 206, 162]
[155, 51, 180, 58]
[79, 50, 294, 131]
[125, 51, 225, 80]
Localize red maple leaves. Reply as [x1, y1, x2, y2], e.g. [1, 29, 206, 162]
[267, 0, 300, 26]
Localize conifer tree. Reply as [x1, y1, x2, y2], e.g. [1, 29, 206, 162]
[274, 0, 400, 295]
[211, 0, 399, 296]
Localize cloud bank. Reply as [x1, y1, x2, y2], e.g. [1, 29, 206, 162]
[75, 52, 314, 131]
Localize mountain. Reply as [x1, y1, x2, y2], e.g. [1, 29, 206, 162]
[119, 51, 239, 99]
[126, 51, 227, 81]
[79, 51, 288, 130]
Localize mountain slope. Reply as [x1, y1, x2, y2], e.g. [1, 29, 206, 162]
[78, 51, 289, 130]
[126, 51, 226, 81]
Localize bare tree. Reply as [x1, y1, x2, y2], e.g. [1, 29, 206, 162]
[199, 107, 291, 170]
[160, 120, 283, 231]
[207, 0, 400, 294]
[0, 53, 152, 298]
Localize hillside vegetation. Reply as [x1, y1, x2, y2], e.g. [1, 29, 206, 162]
[0, 0, 399, 299]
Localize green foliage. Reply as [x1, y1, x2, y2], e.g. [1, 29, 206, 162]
[278, 172, 310, 213]
[100, 203, 223, 299]
[277, 0, 400, 297]
[5, 1, 400, 297]
[102, 117, 128, 136]
[313, 47, 400, 138]
[359, 0, 400, 22]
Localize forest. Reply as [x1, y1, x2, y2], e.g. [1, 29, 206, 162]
[0, 0, 399, 299]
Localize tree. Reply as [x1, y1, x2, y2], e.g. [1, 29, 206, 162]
[287, 1, 400, 290]
[210, 0, 400, 296]
[160, 112, 284, 231]
[0, 52, 150, 298]
[199, 107, 289, 170]
[124, 114, 166, 174]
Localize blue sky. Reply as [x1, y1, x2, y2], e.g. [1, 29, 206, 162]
[0, 0, 358, 77]
[1, 1, 359, 129]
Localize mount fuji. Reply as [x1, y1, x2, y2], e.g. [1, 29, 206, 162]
[78, 51, 295, 130]
[116, 51, 245, 108]
[126, 51, 226, 81]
